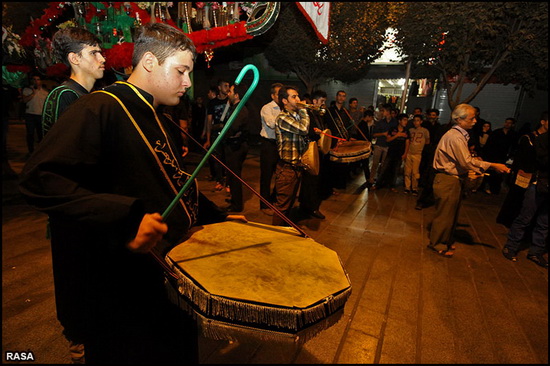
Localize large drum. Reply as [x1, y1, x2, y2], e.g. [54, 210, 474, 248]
[329, 140, 372, 163]
[165, 221, 351, 343]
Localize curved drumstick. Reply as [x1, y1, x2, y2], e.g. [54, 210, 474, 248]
[325, 107, 350, 140]
[166, 117, 310, 238]
[342, 108, 368, 141]
[162, 64, 259, 220]
[319, 130, 347, 141]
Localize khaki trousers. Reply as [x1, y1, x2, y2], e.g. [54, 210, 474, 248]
[429, 173, 464, 251]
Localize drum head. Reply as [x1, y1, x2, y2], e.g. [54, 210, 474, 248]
[165, 221, 351, 340]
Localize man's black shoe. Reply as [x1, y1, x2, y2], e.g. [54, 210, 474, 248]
[526, 254, 548, 268]
[224, 205, 243, 213]
[310, 210, 326, 219]
[502, 247, 518, 262]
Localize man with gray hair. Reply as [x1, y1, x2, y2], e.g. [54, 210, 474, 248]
[427, 103, 510, 257]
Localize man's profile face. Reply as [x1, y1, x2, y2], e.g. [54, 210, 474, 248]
[150, 49, 194, 107]
[74, 44, 105, 80]
[283, 89, 301, 112]
[218, 82, 230, 97]
[457, 109, 477, 130]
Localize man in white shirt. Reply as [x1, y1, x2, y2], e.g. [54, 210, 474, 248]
[259, 82, 283, 215]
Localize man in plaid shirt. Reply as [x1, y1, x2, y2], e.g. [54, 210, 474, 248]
[272, 85, 310, 226]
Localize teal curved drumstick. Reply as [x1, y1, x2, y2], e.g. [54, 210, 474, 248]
[162, 64, 260, 219]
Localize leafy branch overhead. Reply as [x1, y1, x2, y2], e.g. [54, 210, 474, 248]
[263, 3, 394, 93]
[392, 2, 548, 108]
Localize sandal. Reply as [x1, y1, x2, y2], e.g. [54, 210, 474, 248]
[427, 245, 454, 258]
[214, 182, 224, 191]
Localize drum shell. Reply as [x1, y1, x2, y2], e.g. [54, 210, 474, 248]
[301, 141, 320, 175]
[328, 140, 371, 163]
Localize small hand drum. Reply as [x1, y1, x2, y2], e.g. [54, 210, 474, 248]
[301, 141, 320, 176]
[165, 221, 351, 343]
[318, 129, 332, 155]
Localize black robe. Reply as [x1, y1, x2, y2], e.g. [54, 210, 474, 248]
[19, 81, 226, 363]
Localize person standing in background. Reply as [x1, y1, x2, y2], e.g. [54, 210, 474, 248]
[497, 112, 548, 228]
[204, 79, 231, 191]
[259, 82, 283, 215]
[404, 114, 430, 195]
[368, 103, 398, 187]
[299, 89, 327, 220]
[222, 83, 250, 213]
[480, 117, 519, 195]
[21, 74, 48, 155]
[501, 130, 548, 268]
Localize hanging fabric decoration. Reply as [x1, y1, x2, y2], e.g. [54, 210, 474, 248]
[295, 2, 330, 44]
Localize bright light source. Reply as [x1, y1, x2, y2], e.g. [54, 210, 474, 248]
[373, 28, 405, 65]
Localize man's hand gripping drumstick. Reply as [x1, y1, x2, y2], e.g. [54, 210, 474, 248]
[127, 213, 168, 253]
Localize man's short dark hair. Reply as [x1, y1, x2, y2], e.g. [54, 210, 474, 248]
[397, 113, 409, 121]
[132, 23, 196, 68]
[52, 27, 102, 67]
[427, 108, 440, 116]
[311, 90, 327, 101]
[277, 85, 298, 110]
[364, 109, 374, 117]
[218, 79, 230, 87]
[270, 82, 283, 95]
[381, 103, 392, 112]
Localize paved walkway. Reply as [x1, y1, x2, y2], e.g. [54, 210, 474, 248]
[2, 121, 548, 364]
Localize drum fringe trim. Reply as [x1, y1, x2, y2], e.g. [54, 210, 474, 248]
[165, 257, 352, 333]
[167, 288, 347, 344]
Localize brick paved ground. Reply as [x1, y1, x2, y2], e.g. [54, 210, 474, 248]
[3, 121, 547, 364]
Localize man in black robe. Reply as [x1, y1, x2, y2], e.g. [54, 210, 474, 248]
[19, 23, 244, 364]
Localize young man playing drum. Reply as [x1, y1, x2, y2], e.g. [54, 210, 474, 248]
[19, 23, 243, 364]
[272, 85, 310, 226]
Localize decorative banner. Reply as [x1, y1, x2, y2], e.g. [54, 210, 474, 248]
[296, 2, 330, 44]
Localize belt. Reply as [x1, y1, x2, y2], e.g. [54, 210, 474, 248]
[436, 171, 467, 181]
[261, 136, 277, 143]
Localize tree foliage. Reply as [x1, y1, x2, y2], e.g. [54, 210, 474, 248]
[263, 3, 394, 93]
[392, 2, 548, 109]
